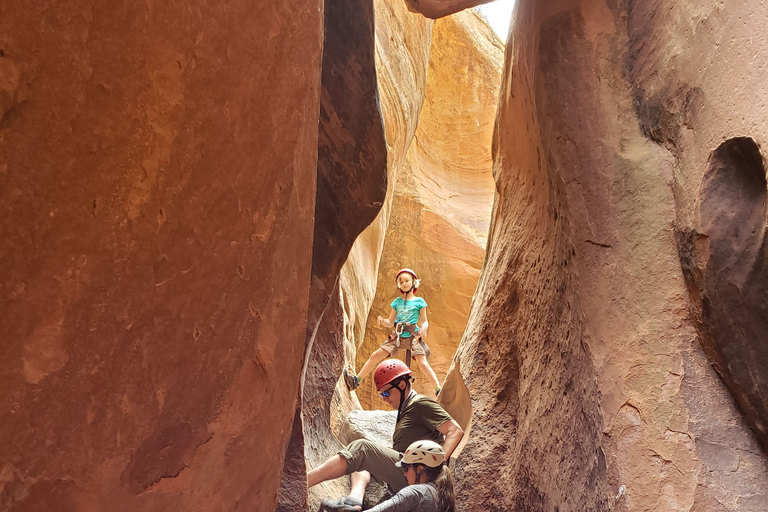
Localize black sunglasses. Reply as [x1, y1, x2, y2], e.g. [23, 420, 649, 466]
[399, 463, 413, 474]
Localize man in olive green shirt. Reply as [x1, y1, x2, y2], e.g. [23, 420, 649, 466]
[308, 360, 463, 511]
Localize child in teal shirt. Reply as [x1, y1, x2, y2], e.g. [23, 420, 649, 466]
[344, 268, 442, 396]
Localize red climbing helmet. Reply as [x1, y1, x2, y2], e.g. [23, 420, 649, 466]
[374, 359, 412, 390]
[395, 268, 420, 291]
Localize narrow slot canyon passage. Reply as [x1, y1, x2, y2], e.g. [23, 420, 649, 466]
[289, 5, 504, 510]
[3, 0, 768, 511]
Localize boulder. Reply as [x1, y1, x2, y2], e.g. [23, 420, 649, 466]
[339, 409, 398, 447]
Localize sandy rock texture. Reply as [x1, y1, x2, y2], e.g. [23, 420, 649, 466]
[0, 1, 322, 511]
[354, 10, 502, 410]
[446, 0, 768, 511]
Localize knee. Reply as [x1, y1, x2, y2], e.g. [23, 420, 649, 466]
[347, 439, 377, 452]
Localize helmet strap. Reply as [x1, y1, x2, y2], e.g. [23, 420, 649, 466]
[396, 378, 411, 422]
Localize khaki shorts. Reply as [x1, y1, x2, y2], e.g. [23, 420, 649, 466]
[339, 439, 408, 492]
[380, 334, 427, 357]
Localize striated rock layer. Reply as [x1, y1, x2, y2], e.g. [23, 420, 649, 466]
[0, 1, 322, 511]
[448, 0, 768, 511]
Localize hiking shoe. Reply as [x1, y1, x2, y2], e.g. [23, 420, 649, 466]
[343, 369, 361, 390]
[320, 496, 363, 511]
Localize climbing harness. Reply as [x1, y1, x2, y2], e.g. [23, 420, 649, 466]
[388, 322, 431, 368]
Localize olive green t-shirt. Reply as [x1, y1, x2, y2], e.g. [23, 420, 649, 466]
[392, 393, 452, 453]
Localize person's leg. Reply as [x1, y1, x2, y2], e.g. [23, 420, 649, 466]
[341, 439, 409, 492]
[357, 347, 391, 380]
[308, 454, 348, 487]
[348, 471, 371, 504]
[414, 354, 441, 391]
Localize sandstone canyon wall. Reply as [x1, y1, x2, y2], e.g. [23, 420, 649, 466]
[298, 0, 434, 508]
[444, 0, 768, 511]
[0, 1, 322, 511]
[277, 0, 389, 508]
[298, 5, 501, 509]
[355, 11, 502, 410]
[6, 0, 768, 511]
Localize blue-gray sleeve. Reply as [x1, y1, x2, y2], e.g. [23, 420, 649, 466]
[365, 484, 436, 512]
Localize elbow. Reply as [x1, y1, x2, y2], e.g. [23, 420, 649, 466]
[450, 424, 464, 440]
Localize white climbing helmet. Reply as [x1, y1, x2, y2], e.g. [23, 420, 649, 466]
[395, 440, 445, 468]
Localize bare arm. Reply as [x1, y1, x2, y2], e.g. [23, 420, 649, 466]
[405, 0, 494, 19]
[377, 307, 397, 329]
[437, 419, 464, 459]
[366, 486, 427, 512]
[418, 308, 429, 339]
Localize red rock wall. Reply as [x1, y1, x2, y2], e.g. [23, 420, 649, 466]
[448, 0, 768, 510]
[0, 1, 322, 510]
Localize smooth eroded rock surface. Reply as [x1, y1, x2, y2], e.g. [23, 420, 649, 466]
[303, 0, 433, 507]
[0, 1, 322, 510]
[277, 0, 387, 507]
[677, 137, 768, 451]
[355, 10, 501, 410]
[446, 0, 768, 511]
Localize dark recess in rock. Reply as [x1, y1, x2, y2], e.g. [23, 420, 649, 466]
[307, 0, 388, 335]
[678, 136, 768, 452]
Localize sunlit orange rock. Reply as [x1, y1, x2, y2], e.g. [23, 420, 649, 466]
[350, 10, 501, 411]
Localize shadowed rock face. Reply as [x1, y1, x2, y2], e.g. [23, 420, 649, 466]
[307, 0, 388, 335]
[0, 1, 322, 510]
[678, 137, 768, 450]
[276, 0, 387, 507]
[289, 0, 434, 508]
[445, 0, 768, 510]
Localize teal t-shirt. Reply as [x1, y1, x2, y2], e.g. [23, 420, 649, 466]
[390, 296, 427, 337]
